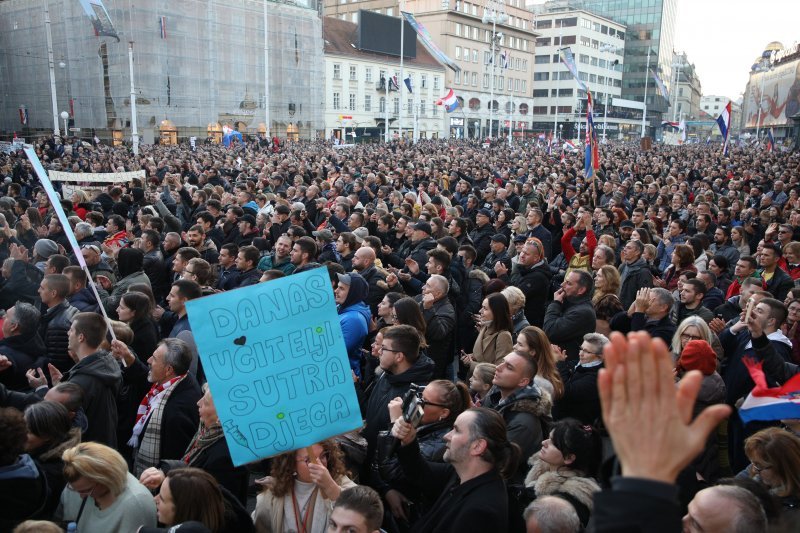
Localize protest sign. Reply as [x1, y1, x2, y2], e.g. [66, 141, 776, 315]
[185, 267, 362, 466]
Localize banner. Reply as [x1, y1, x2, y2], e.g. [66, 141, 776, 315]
[402, 12, 461, 73]
[559, 47, 588, 92]
[742, 58, 799, 129]
[77, 0, 120, 42]
[48, 170, 145, 183]
[185, 268, 363, 466]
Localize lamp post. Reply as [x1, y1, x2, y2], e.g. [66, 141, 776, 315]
[60, 111, 69, 137]
[600, 44, 616, 143]
[44, 0, 60, 137]
[483, 0, 507, 139]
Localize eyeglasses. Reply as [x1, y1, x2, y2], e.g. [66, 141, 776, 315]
[779, 230, 792, 234]
[67, 481, 96, 496]
[380, 345, 402, 355]
[751, 462, 771, 473]
[419, 398, 449, 409]
[680, 333, 703, 342]
[578, 347, 601, 356]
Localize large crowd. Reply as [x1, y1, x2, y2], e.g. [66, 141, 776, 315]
[0, 134, 799, 533]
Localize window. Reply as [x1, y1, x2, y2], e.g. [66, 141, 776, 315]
[514, 78, 520, 91]
[498, 75, 504, 89]
[579, 54, 590, 64]
[533, 89, 548, 97]
[364, 95, 372, 112]
[523, 39, 528, 52]
[560, 17, 577, 27]
[558, 88, 573, 97]
[589, 74, 597, 83]
[434, 77, 440, 90]
[521, 80, 526, 92]
[365, 67, 372, 83]
[455, 71, 461, 84]
[421, 74, 427, 89]
[432, 103, 438, 116]
[333, 92, 340, 110]
[507, 77, 513, 91]
[333, 64, 341, 80]
[533, 106, 548, 114]
[379, 97, 386, 113]
[519, 103, 528, 115]
[420, 100, 426, 116]
[386, 7, 393, 16]
[536, 19, 552, 29]
[349, 66, 357, 81]
[581, 36, 591, 47]
[472, 49, 478, 63]
[469, 98, 481, 110]
[515, 58, 521, 70]
[484, 51, 491, 65]
[455, 23, 461, 36]
[349, 93, 356, 111]
[534, 72, 549, 81]
[472, 72, 477, 86]
[393, 98, 399, 114]
[561, 35, 576, 45]
[483, 73, 490, 88]
[552, 54, 560, 62]
[535, 55, 550, 64]
[472, 26, 478, 39]
[456, 46, 461, 59]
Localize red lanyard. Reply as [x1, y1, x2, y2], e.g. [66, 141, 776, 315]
[291, 487, 318, 533]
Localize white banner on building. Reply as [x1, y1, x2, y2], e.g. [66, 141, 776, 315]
[48, 170, 145, 183]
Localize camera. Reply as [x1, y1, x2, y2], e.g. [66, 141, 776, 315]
[399, 383, 426, 428]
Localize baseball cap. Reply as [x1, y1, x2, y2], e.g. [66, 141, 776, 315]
[477, 208, 493, 219]
[513, 234, 527, 244]
[336, 273, 354, 286]
[413, 221, 432, 234]
[620, 220, 635, 228]
[491, 234, 509, 246]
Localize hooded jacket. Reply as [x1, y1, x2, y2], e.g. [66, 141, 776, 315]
[99, 248, 150, 318]
[421, 295, 456, 379]
[63, 350, 123, 447]
[407, 237, 438, 272]
[0, 331, 47, 390]
[483, 383, 553, 483]
[524, 455, 600, 527]
[619, 257, 654, 309]
[0, 454, 49, 531]
[338, 273, 371, 377]
[543, 293, 596, 360]
[501, 260, 553, 328]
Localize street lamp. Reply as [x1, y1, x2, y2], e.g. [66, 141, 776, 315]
[600, 44, 617, 142]
[483, 0, 507, 140]
[60, 111, 69, 137]
[754, 59, 773, 140]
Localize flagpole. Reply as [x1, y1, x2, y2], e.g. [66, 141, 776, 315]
[385, 70, 389, 142]
[641, 47, 650, 138]
[44, 0, 61, 138]
[553, 19, 563, 140]
[263, 0, 271, 139]
[128, 42, 139, 156]
[399, 0, 405, 142]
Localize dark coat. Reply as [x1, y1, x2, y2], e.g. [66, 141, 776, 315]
[0, 455, 49, 532]
[619, 258, 654, 309]
[483, 384, 553, 483]
[39, 301, 79, 373]
[501, 261, 553, 328]
[0, 331, 47, 390]
[396, 441, 510, 533]
[543, 294, 596, 360]
[234, 267, 261, 288]
[553, 362, 603, 425]
[358, 265, 387, 315]
[630, 312, 677, 346]
[421, 297, 457, 379]
[68, 287, 100, 313]
[130, 318, 160, 362]
[407, 238, 437, 273]
[469, 223, 495, 265]
[763, 267, 794, 301]
[590, 478, 682, 533]
[62, 351, 122, 447]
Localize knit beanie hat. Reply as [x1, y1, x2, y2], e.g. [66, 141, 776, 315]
[677, 339, 717, 376]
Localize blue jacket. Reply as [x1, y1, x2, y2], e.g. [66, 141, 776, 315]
[339, 301, 371, 377]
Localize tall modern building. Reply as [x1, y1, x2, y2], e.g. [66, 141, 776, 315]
[0, 0, 324, 142]
[567, 0, 678, 137]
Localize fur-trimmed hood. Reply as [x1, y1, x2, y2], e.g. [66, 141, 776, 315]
[485, 383, 553, 418]
[524, 455, 600, 523]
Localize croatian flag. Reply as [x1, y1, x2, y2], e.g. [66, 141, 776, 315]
[404, 76, 413, 94]
[766, 128, 775, 152]
[160, 16, 167, 39]
[563, 139, 577, 152]
[19, 105, 28, 126]
[716, 101, 731, 156]
[739, 358, 800, 423]
[436, 89, 459, 112]
[500, 50, 509, 69]
[584, 92, 599, 178]
[389, 76, 399, 91]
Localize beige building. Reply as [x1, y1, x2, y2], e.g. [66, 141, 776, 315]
[325, 0, 539, 139]
[323, 17, 448, 141]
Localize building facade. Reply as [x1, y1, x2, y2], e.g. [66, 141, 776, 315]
[323, 16, 447, 141]
[569, 0, 678, 137]
[0, 0, 324, 142]
[326, 0, 539, 139]
[529, 4, 633, 140]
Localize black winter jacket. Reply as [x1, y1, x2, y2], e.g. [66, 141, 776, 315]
[358, 265, 387, 315]
[543, 294, 596, 360]
[39, 301, 79, 373]
[619, 258, 654, 309]
[421, 297, 457, 379]
[62, 351, 122, 447]
[553, 362, 603, 425]
[0, 331, 47, 390]
[501, 261, 553, 328]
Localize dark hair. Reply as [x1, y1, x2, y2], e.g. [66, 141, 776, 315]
[571, 269, 595, 297]
[172, 279, 202, 301]
[486, 293, 514, 334]
[0, 407, 28, 466]
[467, 407, 521, 479]
[196, 211, 216, 227]
[427, 248, 451, 272]
[141, 229, 160, 248]
[549, 418, 602, 476]
[392, 297, 427, 344]
[710, 254, 729, 272]
[120, 291, 153, 324]
[220, 243, 239, 258]
[294, 236, 318, 260]
[51, 382, 85, 414]
[428, 380, 471, 424]
[683, 278, 707, 297]
[128, 283, 156, 308]
[437, 236, 459, 255]
[46, 254, 70, 274]
[762, 242, 782, 258]
[176, 246, 201, 262]
[672, 244, 695, 268]
[759, 297, 788, 328]
[43, 274, 70, 299]
[24, 401, 71, 446]
[383, 324, 421, 363]
[165, 468, 225, 531]
[333, 486, 385, 532]
[72, 312, 108, 348]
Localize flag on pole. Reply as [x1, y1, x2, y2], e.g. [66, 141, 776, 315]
[18, 105, 28, 125]
[435, 89, 460, 112]
[661, 120, 681, 128]
[766, 127, 775, 152]
[563, 139, 577, 152]
[679, 119, 686, 143]
[650, 69, 669, 100]
[716, 101, 732, 156]
[500, 50, 509, 69]
[389, 75, 399, 91]
[160, 16, 167, 39]
[404, 76, 413, 94]
[739, 358, 800, 423]
[584, 92, 599, 178]
[559, 47, 587, 92]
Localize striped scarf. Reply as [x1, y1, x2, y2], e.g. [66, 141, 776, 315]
[128, 374, 184, 448]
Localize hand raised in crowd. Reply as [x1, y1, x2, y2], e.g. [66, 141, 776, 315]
[0, 355, 12, 372]
[633, 287, 651, 314]
[386, 272, 399, 288]
[139, 467, 166, 490]
[47, 363, 63, 386]
[391, 416, 418, 447]
[708, 317, 726, 335]
[306, 457, 340, 501]
[421, 291, 435, 310]
[9, 243, 28, 262]
[598, 331, 732, 485]
[460, 350, 474, 365]
[37, 225, 48, 238]
[551, 344, 567, 362]
[110, 339, 136, 367]
[96, 274, 112, 290]
[26, 367, 49, 389]
[493, 261, 509, 277]
[553, 287, 566, 303]
[152, 305, 166, 320]
[404, 257, 420, 275]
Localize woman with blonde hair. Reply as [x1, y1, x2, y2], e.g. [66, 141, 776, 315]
[512, 326, 564, 400]
[57, 442, 156, 532]
[670, 315, 723, 362]
[501, 285, 530, 340]
[253, 439, 355, 533]
[511, 214, 528, 240]
[592, 265, 620, 304]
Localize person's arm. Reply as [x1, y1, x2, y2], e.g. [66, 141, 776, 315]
[561, 227, 577, 262]
[327, 214, 349, 233]
[585, 228, 597, 259]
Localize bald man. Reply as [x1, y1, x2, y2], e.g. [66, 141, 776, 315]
[352, 245, 386, 314]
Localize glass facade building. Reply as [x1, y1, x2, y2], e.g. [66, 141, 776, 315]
[0, 0, 324, 141]
[578, 0, 678, 135]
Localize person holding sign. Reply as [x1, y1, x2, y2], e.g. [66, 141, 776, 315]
[253, 440, 356, 533]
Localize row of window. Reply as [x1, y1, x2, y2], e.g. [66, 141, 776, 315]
[330, 93, 440, 116]
[452, 1, 532, 31]
[536, 17, 625, 41]
[454, 47, 529, 72]
[331, 64, 441, 91]
[534, 53, 621, 70]
[454, 70, 528, 93]
[454, 23, 530, 52]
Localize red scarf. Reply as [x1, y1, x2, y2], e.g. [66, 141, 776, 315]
[134, 375, 184, 427]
